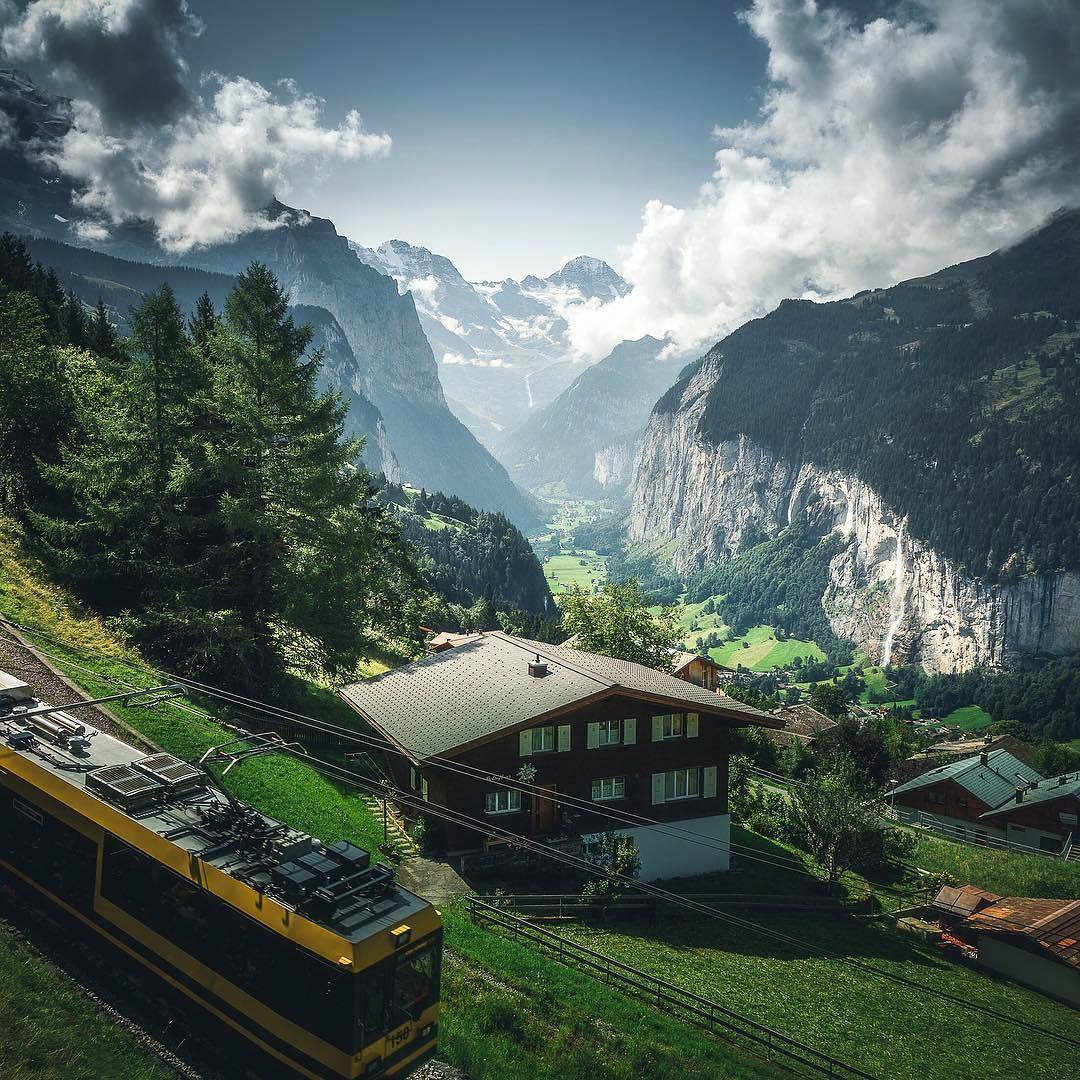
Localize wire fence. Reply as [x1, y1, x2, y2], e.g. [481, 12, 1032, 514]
[466, 896, 876, 1079]
[884, 807, 1074, 860]
[475, 891, 861, 918]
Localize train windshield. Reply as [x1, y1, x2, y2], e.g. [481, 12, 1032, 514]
[393, 938, 440, 1021]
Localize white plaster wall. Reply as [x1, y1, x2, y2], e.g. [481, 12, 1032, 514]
[978, 937, 1080, 1008]
[586, 814, 730, 882]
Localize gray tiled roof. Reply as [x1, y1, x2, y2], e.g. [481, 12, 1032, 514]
[979, 772, 1080, 818]
[339, 631, 777, 762]
[890, 749, 1044, 808]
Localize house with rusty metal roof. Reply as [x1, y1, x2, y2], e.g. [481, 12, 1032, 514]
[339, 631, 780, 880]
[957, 896, 1080, 1008]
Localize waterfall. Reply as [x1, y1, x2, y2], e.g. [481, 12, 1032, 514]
[524, 371, 535, 408]
[881, 520, 907, 667]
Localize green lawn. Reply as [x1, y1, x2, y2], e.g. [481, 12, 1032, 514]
[711, 625, 825, 671]
[0, 923, 170, 1080]
[553, 907, 1078, 1080]
[908, 831, 1080, 898]
[544, 551, 608, 595]
[0, 520, 776, 1080]
[940, 704, 994, 730]
[442, 903, 779, 1080]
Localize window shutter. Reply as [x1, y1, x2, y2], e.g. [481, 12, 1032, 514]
[651, 772, 666, 805]
[623, 717, 636, 745]
[687, 713, 699, 738]
[587, 722, 599, 749]
[652, 716, 663, 742]
[519, 730, 532, 757]
[703, 766, 717, 798]
[558, 724, 571, 752]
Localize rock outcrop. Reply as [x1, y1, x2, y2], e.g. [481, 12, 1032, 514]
[629, 354, 1080, 672]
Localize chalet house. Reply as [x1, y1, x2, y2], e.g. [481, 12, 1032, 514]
[339, 632, 781, 881]
[765, 703, 839, 749]
[669, 650, 724, 691]
[976, 772, 1080, 854]
[888, 749, 1050, 848]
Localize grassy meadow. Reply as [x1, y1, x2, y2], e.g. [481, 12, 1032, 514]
[0, 519, 779, 1080]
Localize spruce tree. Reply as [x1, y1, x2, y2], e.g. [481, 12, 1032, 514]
[188, 291, 218, 361]
[88, 298, 121, 362]
[203, 262, 419, 689]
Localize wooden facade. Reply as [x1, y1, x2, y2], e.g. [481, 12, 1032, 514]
[386, 693, 733, 856]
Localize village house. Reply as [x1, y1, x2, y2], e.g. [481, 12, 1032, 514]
[765, 703, 839, 749]
[339, 632, 781, 881]
[669, 650, 724, 691]
[932, 886, 1080, 1008]
[888, 749, 1080, 853]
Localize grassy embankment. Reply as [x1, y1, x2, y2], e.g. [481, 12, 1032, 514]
[542, 825, 1080, 1080]
[0, 922, 170, 1080]
[0, 523, 774, 1080]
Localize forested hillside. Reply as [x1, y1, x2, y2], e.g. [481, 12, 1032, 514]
[0, 234, 421, 693]
[376, 482, 556, 633]
[659, 210, 1080, 580]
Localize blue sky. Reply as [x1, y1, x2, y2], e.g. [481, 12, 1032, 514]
[184, 1, 770, 279]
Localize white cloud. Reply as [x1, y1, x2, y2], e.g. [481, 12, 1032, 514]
[406, 274, 440, 301]
[2, 0, 391, 252]
[441, 352, 509, 368]
[566, 0, 1080, 359]
[34, 76, 390, 252]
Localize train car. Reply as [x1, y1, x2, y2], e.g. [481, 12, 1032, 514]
[0, 673, 441, 1079]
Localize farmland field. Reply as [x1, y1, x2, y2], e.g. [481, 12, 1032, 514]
[711, 624, 824, 671]
[940, 704, 994, 730]
[543, 551, 607, 594]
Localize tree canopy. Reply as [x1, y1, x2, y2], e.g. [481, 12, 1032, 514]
[560, 579, 679, 671]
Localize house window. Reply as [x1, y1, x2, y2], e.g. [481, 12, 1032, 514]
[927, 790, 944, 805]
[591, 777, 626, 802]
[662, 714, 684, 739]
[665, 768, 699, 801]
[597, 719, 621, 746]
[531, 726, 555, 753]
[484, 789, 522, 815]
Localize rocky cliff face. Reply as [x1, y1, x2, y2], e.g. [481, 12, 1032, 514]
[630, 356, 1080, 672]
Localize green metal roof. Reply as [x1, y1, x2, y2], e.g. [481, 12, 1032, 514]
[338, 631, 777, 762]
[890, 749, 1044, 808]
[979, 772, 1080, 818]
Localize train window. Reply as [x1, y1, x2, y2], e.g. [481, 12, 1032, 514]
[0, 790, 97, 911]
[393, 938, 440, 1022]
[101, 835, 359, 1052]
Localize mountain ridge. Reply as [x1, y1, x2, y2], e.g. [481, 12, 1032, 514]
[629, 209, 1080, 671]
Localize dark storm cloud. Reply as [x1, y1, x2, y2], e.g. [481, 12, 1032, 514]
[1, 0, 201, 131]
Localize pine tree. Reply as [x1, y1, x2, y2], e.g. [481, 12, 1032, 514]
[58, 291, 86, 348]
[202, 262, 419, 689]
[88, 298, 121, 362]
[188, 291, 218, 360]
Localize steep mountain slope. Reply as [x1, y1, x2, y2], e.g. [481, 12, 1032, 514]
[352, 239, 629, 443]
[21, 238, 400, 478]
[501, 336, 681, 497]
[630, 210, 1080, 671]
[0, 71, 538, 527]
[376, 483, 554, 619]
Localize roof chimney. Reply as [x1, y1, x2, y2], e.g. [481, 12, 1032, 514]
[979, 751, 988, 766]
[1014, 787, 1024, 803]
[527, 654, 549, 678]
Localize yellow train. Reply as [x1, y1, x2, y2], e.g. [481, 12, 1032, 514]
[0, 674, 441, 1078]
